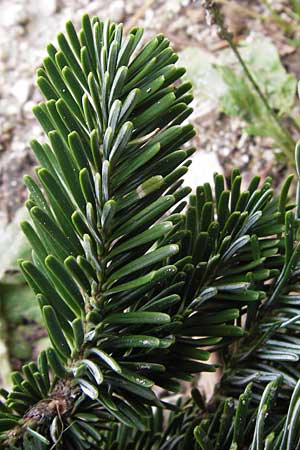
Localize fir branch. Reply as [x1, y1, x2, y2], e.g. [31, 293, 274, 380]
[1, 10, 300, 450]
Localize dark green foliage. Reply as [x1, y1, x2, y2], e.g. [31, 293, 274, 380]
[193, 378, 300, 450]
[2, 13, 300, 450]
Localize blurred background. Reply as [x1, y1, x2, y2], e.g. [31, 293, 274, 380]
[1, 0, 300, 388]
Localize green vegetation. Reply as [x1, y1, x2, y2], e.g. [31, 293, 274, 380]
[1, 13, 300, 449]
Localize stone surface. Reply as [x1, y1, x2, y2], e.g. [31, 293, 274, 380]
[35, 0, 58, 17]
[108, 0, 125, 22]
[12, 79, 32, 104]
[0, 2, 29, 28]
[184, 150, 222, 191]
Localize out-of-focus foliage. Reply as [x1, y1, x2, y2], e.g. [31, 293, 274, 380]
[0, 208, 43, 388]
[180, 33, 297, 162]
[217, 34, 297, 133]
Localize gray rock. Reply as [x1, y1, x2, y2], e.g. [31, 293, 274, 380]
[84, 1, 102, 16]
[0, 2, 29, 27]
[34, 0, 58, 16]
[12, 79, 31, 105]
[184, 150, 222, 191]
[108, 1, 125, 23]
